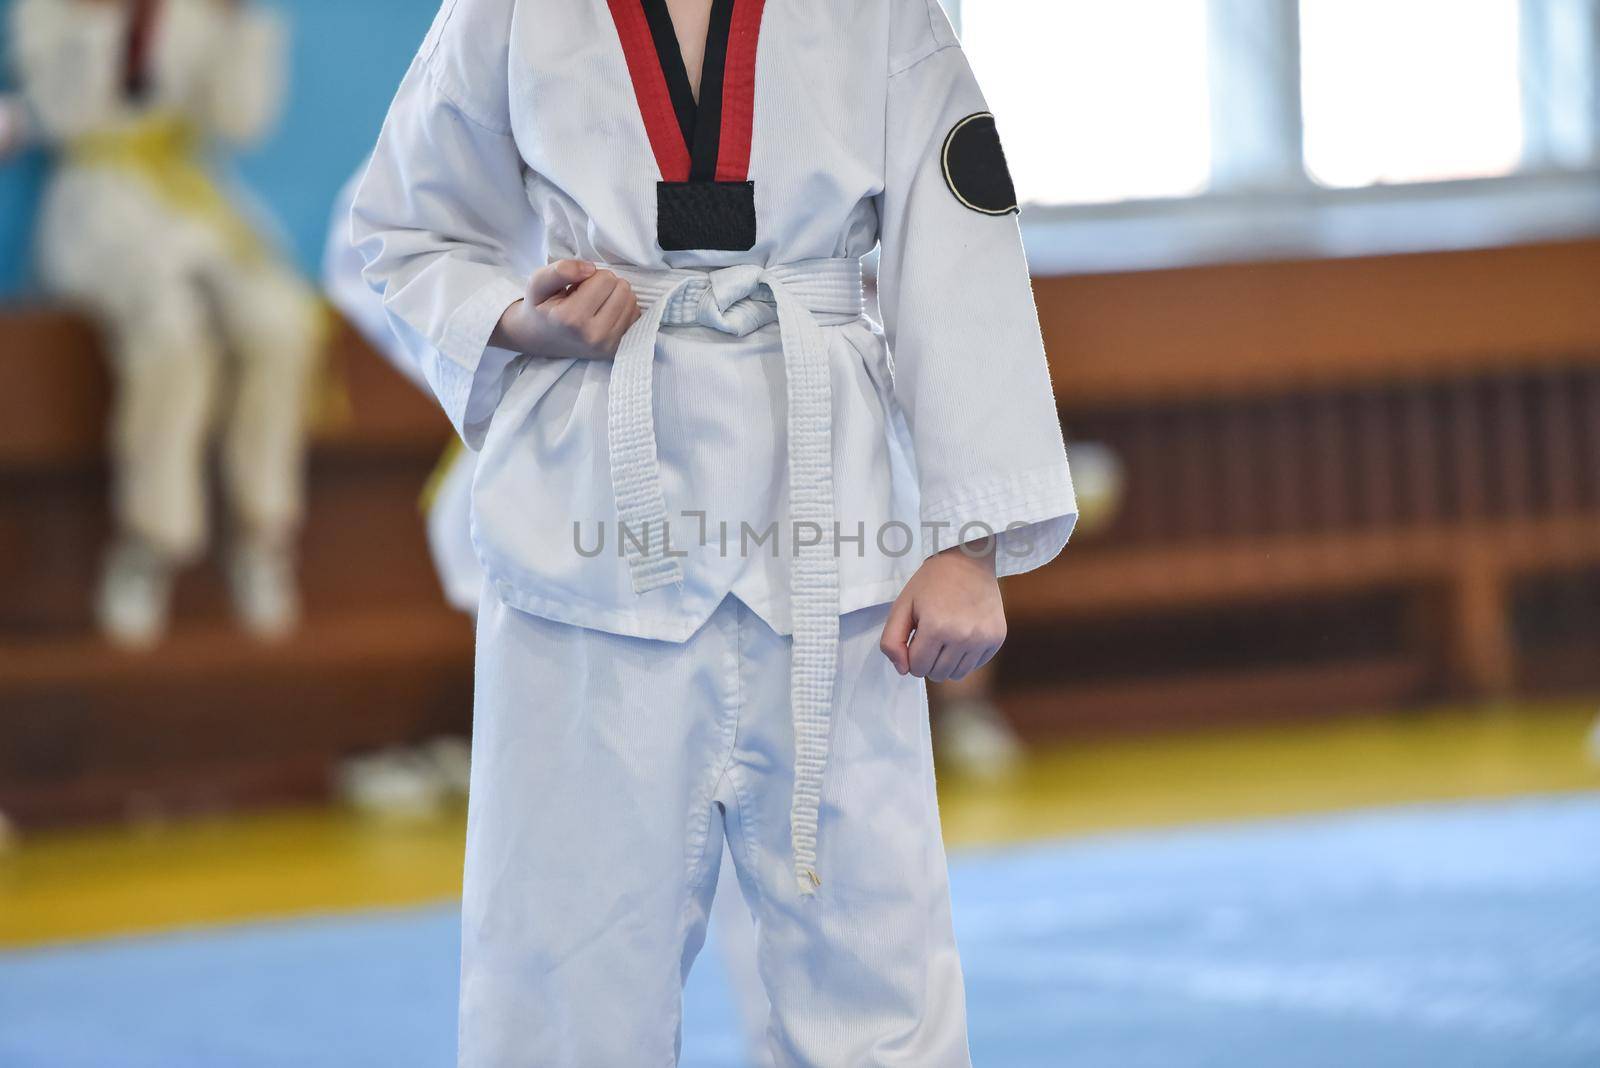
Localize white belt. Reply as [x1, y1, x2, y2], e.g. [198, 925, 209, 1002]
[606, 258, 865, 897]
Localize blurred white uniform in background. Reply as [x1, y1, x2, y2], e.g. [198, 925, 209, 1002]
[10, 0, 319, 647]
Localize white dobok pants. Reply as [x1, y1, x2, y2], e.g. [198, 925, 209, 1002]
[110, 259, 316, 558]
[41, 170, 317, 559]
[462, 592, 972, 1067]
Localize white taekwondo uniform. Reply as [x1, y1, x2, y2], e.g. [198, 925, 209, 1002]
[327, 165, 776, 1066]
[353, 0, 1077, 1063]
[10, 0, 317, 567]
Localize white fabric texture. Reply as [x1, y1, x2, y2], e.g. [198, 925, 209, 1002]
[465, 591, 970, 1067]
[711, 842, 776, 1068]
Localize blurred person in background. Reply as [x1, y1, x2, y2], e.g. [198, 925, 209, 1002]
[8, 0, 320, 648]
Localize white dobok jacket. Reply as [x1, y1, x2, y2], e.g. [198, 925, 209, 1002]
[354, 0, 1078, 889]
[354, 0, 1077, 639]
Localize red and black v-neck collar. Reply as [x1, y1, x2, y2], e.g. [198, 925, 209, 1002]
[608, 0, 765, 184]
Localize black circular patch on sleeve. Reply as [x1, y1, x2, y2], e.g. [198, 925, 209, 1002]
[941, 112, 1019, 216]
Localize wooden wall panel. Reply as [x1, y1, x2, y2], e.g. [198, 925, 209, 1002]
[1035, 239, 1600, 404]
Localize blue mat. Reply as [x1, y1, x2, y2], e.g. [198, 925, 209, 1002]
[3, 795, 1597, 1067]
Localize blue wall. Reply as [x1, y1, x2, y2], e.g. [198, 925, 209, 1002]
[0, 0, 440, 295]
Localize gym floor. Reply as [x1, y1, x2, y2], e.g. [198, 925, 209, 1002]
[2, 701, 1598, 1066]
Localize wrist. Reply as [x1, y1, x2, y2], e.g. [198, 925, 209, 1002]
[490, 299, 531, 352]
[936, 536, 998, 574]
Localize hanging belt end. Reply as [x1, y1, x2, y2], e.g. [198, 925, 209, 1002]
[629, 557, 685, 596]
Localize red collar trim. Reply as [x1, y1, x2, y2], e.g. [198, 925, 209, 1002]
[715, 0, 765, 182]
[606, 0, 766, 184]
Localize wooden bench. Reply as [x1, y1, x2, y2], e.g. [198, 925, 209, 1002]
[1000, 238, 1600, 734]
[0, 308, 473, 828]
[3, 238, 1598, 824]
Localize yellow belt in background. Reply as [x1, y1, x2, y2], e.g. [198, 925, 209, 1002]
[68, 113, 263, 262]
[69, 113, 354, 434]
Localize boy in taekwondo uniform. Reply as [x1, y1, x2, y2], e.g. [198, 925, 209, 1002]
[353, 0, 1077, 1063]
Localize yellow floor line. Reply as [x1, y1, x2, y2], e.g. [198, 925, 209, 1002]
[938, 700, 1600, 845]
[2, 700, 1596, 949]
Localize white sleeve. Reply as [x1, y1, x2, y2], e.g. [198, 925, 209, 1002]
[351, 0, 538, 449]
[8, 0, 125, 141]
[323, 166, 431, 392]
[193, 7, 289, 145]
[877, 0, 1077, 577]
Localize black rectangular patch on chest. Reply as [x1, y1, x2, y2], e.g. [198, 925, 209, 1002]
[657, 181, 757, 251]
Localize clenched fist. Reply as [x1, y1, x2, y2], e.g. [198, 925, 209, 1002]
[492, 259, 642, 361]
[880, 539, 1007, 683]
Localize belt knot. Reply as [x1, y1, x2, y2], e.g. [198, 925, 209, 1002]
[707, 263, 764, 314]
[659, 263, 774, 336]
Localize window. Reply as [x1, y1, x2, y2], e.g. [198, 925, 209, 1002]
[959, 0, 1214, 205]
[1299, 0, 1526, 188]
[955, 0, 1597, 206]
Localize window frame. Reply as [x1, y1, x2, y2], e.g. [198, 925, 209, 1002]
[950, 0, 1600, 274]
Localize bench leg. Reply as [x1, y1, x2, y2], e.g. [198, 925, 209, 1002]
[1444, 559, 1516, 698]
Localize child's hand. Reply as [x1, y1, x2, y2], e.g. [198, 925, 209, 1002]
[492, 259, 642, 360]
[879, 539, 1006, 682]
